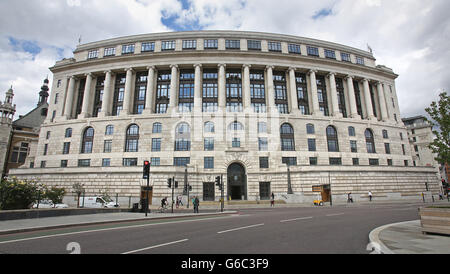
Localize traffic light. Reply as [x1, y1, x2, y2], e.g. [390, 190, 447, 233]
[215, 176, 222, 190]
[143, 160, 150, 179]
[167, 178, 172, 188]
[175, 181, 178, 188]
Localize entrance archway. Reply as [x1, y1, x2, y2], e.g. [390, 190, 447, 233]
[227, 163, 247, 200]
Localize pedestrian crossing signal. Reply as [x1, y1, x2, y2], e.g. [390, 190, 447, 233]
[168, 178, 172, 188]
[143, 161, 150, 179]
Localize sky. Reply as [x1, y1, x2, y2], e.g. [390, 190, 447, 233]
[0, 0, 449, 118]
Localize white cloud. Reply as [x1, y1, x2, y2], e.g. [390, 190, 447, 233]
[0, 0, 449, 118]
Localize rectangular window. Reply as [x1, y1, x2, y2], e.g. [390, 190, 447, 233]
[350, 140, 358, 153]
[152, 138, 161, 151]
[46, 131, 51, 139]
[60, 160, 68, 168]
[123, 158, 138, 166]
[257, 122, 267, 133]
[150, 157, 160, 166]
[250, 70, 266, 113]
[204, 157, 214, 169]
[63, 142, 70, 155]
[226, 70, 243, 112]
[141, 42, 155, 52]
[104, 47, 116, 57]
[152, 123, 162, 133]
[273, 72, 288, 114]
[387, 159, 393, 166]
[122, 44, 135, 54]
[204, 39, 218, 49]
[155, 71, 171, 113]
[40, 161, 46, 168]
[259, 182, 271, 200]
[104, 140, 112, 153]
[54, 93, 59, 104]
[102, 158, 111, 167]
[225, 40, 240, 49]
[307, 46, 319, 56]
[247, 40, 261, 50]
[268, 41, 281, 52]
[402, 144, 406, 155]
[57, 80, 62, 88]
[43, 144, 48, 155]
[259, 137, 268, 151]
[341, 52, 351, 62]
[296, 73, 309, 115]
[202, 69, 218, 112]
[308, 139, 316, 152]
[329, 158, 342, 166]
[324, 49, 336, 59]
[356, 56, 365, 65]
[309, 157, 318, 166]
[352, 158, 359, 166]
[204, 137, 214, 151]
[174, 157, 190, 167]
[404, 160, 409, 167]
[182, 40, 197, 49]
[259, 157, 269, 169]
[88, 50, 99, 59]
[316, 75, 329, 116]
[288, 44, 301, 54]
[78, 159, 90, 167]
[232, 138, 241, 148]
[369, 159, 379, 166]
[161, 40, 175, 51]
[178, 70, 195, 113]
[385, 143, 391, 154]
[282, 157, 297, 166]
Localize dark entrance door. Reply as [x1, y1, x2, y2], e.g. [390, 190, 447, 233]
[227, 163, 247, 200]
[203, 182, 215, 201]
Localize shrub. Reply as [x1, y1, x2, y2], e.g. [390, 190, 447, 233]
[0, 177, 41, 210]
[44, 186, 66, 204]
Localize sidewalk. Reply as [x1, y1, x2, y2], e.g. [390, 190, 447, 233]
[369, 220, 450, 254]
[0, 210, 237, 235]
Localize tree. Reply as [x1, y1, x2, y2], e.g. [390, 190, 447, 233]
[72, 183, 85, 208]
[425, 91, 450, 165]
[44, 186, 66, 204]
[0, 177, 41, 210]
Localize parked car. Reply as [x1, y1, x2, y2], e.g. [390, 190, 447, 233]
[79, 196, 119, 208]
[31, 200, 69, 209]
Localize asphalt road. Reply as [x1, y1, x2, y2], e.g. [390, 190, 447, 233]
[0, 202, 422, 254]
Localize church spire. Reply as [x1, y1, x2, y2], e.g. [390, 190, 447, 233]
[38, 77, 49, 106]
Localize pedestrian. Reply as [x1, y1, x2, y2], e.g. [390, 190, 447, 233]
[439, 191, 444, 200]
[191, 196, 195, 211]
[270, 192, 275, 207]
[368, 191, 373, 202]
[178, 196, 184, 206]
[347, 193, 353, 203]
[194, 196, 200, 213]
[176, 196, 179, 208]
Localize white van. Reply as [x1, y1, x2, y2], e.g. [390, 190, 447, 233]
[79, 196, 119, 208]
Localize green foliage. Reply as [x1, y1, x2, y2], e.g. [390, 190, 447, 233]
[425, 92, 450, 165]
[0, 177, 41, 210]
[72, 183, 85, 196]
[43, 186, 66, 204]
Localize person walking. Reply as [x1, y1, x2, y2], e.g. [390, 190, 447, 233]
[178, 196, 184, 206]
[347, 193, 353, 203]
[194, 196, 200, 213]
[270, 192, 275, 207]
[368, 191, 373, 202]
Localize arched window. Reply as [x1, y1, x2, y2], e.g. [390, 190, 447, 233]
[228, 121, 244, 131]
[105, 125, 114, 135]
[365, 129, 376, 153]
[204, 122, 215, 133]
[306, 123, 315, 134]
[65, 128, 72, 138]
[81, 127, 94, 154]
[125, 124, 139, 152]
[152, 122, 162, 133]
[326, 126, 339, 152]
[348, 126, 355, 137]
[175, 122, 191, 151]
[280, 123, 295, 151]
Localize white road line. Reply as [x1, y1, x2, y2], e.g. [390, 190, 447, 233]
[326, 213, 345, 217]
[122, 239, 189, 254]
[217, 223, 264, 234]
[280, 217, 313, 223]
[0, 215, 238, 245]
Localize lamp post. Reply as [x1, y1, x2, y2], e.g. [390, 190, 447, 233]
[328, 172, 333, 207]
[286, 164, 293, 194]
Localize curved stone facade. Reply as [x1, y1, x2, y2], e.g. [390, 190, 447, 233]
[10, 31, 440, 205]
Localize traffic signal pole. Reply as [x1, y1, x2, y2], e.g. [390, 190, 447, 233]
[171, 176, 175, 214]
[146, 164, 150, 217]
[221, 174, 224, 212]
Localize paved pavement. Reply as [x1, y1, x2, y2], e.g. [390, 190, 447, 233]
[369, 220, 450, 254]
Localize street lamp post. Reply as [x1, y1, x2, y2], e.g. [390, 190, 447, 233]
[329, 172, 333, 207]
[287, 164, 293, 194]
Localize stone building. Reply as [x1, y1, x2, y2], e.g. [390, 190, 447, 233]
[402, 116, 437, 168]
[9, 31, 441, 206]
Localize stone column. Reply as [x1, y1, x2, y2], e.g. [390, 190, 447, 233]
[345, 75, 360, 119]
[377, 81, 389, 121]
[266, 65, 275, 113]
[80, 73, 94, 118]
[144, 66, 156, 114]
[308, 69, 321, 116]
[242, 64, 251, 112]
[218, 64, 226, 109]
[121, 68, 134, 115]
[64, 76, 76, 119]
[193, 63, 202, 113]
[288, 67, 299, 115]
[362, 78, 375, 120]
[383, 82, 394, 122]
[168, 64, 178, 112]
[328, 72, 341, 117]
[98, 70, 113, 118]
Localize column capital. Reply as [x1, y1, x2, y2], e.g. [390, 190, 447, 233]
[124, 67, 134, 73]
[327, 72, 336, 78]
[265, 65, 274, 71]
[193, 63, 202, 69]
[308, 69, 317, 75]
[84, 72, 94, 77]
[360, 78, 369, 83]
[218, 63, 226, 68]
[242, 64, 251, 69]
[344, 75, 354, 81]
[67, 75, 77, 80]
[146, 65, 157, 71]
[170, 64, 178, 70]
[103, 70, 114, 75]
[288, 67, 296, 72]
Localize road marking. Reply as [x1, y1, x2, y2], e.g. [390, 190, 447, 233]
[326, 213, 345, 217]
[0, 215, 238, 245]
[122, 239, 189, 254]
[217, 223, 264, 234]
[280, 217, 313, 223]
